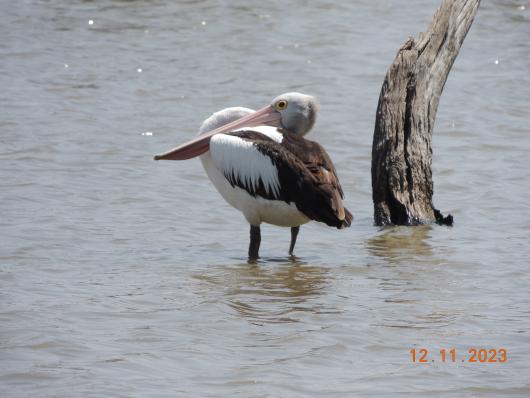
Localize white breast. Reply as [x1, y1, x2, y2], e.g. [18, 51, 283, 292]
[197, 107, 308, 227]
[209, 133, 281, 198]
[200, 151, 308, 226]
[199, 134, 308, 227]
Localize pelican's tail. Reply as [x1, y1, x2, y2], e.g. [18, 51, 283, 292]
[339, 208, 353, 229]
[302, 184, 353, 230]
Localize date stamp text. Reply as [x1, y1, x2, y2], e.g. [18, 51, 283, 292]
[410, 348, 507, 363]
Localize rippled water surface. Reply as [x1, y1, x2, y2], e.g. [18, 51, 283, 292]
[2, 0, 530, 396]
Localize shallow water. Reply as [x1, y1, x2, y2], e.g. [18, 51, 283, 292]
[1, 0, 530, 396]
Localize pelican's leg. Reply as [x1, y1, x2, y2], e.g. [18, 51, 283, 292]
[289, 226, 300, 256]
[249, 225, 261, 260]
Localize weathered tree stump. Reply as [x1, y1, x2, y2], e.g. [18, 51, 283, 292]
[371, 0, 480, 226]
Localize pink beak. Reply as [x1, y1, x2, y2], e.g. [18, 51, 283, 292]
[154, 105, 281, 161]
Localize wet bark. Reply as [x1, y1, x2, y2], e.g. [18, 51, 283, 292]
[371, 0, 480, 226]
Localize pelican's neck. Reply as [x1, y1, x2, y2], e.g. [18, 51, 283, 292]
[198, 107, 255, 135]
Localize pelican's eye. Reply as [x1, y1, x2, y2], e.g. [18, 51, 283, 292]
[274, 99, 288, 111]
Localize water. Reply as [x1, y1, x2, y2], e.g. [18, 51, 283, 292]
[1, 0, 529, 396]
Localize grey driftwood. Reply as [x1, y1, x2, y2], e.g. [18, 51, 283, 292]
[371, 0, 480, 226]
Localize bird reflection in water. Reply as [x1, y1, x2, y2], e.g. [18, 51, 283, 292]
[195, 258, 333, 324]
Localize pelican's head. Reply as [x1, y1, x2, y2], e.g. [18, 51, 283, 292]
[270, 92, 319, 136]
[154, 92, 319, 161]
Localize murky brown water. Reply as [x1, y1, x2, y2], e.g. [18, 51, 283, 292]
[2, 0, 530, 396]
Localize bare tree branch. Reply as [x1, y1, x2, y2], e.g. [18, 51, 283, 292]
[371, 0, 480, 226]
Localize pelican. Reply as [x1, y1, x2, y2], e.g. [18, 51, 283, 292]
[154, 92, 352, 260]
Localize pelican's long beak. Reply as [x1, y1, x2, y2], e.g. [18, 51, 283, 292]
[154, 105, 281, 161]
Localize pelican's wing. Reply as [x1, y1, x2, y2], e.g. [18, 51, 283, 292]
[208, 132, 283, 200]
[209, 130, 352, 228]
[279, 131, 346, 198]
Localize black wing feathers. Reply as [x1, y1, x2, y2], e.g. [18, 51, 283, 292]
[226, 130, 353, 229]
